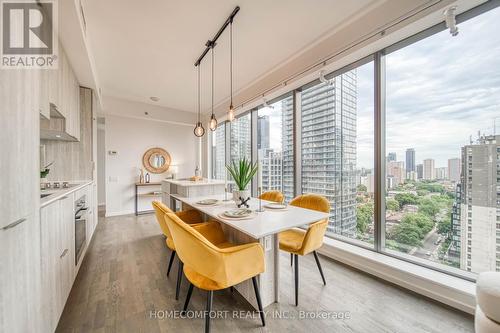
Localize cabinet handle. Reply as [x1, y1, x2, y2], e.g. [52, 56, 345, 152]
[2, 218, 26, 230]
[60, 249, 68, 258]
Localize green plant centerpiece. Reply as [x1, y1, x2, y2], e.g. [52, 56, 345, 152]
[40, 161, 54, 179]
[226, 158, 258, 208]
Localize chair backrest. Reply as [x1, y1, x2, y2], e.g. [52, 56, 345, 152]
[164, 212, 231, 285]
[259, 190, 284, 203]
[152, 201, 174, 238]
[290, 194, 330, 254]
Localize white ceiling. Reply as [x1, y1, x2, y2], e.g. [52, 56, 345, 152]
[84, 0, 385, 113]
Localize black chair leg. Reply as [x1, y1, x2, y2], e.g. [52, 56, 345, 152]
[175, 260, 183, 300]
[294, 254, 299, 306]
[182, 283, 194, 314]
[290, 253, 293, 266]
[167, 251, 176, 277]
[230, 286, 234, 293]
[205, 290, 213, 333]
[313, 251, 326, 285]
[252, 276, 266, 327]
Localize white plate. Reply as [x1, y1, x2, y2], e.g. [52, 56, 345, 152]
[223, 208, 253, 218]
[196, 199, 219, 205]
[264, 203, 287, 210]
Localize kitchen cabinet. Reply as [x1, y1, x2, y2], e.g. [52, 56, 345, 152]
[0, 213, 41, 333]
[40, 194, 75, 333]
[39, 70, 50, 119]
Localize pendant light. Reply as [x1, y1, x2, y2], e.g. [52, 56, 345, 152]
[194, 64, 205, 137]
[227, 20, 235, 122]
[209, 44, 218, 131]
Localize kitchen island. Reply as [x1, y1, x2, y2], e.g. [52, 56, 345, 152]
[161, 178, 225, 210]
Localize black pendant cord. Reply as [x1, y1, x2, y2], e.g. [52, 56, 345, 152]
[198, 64, 201, 122]
[229, 21, 233, 108]
[211, 46, 214, 117]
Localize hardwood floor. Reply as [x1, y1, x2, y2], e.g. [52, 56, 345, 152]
[57, 214, 474, 333]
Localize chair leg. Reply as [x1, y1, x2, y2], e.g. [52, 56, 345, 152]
[290, 253, 293, 266]
[294, 254, 299, 306]
[230, 286, 234, 293]
[251, 276, 266, 327]
[175, 260, 183, 300]
[167, 251, 176, 277]
[205, 290, 213, 333]
[313, 251, 326, 285]
[182, 283, 194, 314]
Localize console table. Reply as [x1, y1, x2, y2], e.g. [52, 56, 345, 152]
[134, 182, 162, 215]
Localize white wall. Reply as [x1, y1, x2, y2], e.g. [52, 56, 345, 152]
[103, 99, 198, 216]
[97, 118, 106, 206]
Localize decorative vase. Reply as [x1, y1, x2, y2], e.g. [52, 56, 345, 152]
[233, 189, 251, 207]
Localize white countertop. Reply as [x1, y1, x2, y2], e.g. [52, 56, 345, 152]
[163, 178, 225, 187]
[40, 181, 93, 207]
[171, 194, 330, 239]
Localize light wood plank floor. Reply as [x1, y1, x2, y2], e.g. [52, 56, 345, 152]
[57, 214, 474, 333]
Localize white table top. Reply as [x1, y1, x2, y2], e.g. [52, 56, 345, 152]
[171, 194, 331, 239]
[163, 178, 225, 187]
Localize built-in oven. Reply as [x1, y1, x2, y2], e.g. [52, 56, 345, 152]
[74, 195, 88, 265]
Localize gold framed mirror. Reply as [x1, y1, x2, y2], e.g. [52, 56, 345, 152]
[142, 147, 171, 174]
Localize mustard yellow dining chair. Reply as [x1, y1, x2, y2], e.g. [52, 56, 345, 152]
[278, 194, 330, 306]
[152, 201, 206, 300]
[259, 190, 284, 204]
[164, 212, 266, 333]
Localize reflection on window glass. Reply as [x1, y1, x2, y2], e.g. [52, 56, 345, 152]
[301, 62, 374, 244]
[384, 7, 500, 274]
[257, 95, 294, 202]
[211, 124, 225, 180]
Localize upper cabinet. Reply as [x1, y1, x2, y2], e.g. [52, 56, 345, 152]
[43, 46, 80, 141]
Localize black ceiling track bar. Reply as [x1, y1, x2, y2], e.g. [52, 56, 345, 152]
[194, 6, 240, 67]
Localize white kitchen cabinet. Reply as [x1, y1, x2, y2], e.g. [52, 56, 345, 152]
[0, 62, 40, 227]
[39, 69, 50, 119]
[0, 213, 41, 333]
[40, 194, 75, 333]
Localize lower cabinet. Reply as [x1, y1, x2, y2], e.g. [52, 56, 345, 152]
[0, 213, 41, 333]
[40, 194, 74, 333]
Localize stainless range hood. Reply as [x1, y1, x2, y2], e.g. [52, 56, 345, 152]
[40, 105, 78, 142]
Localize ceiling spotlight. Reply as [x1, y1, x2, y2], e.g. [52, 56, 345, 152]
[319, 70, 334, 86]
[444, 6, 459, 36]
[262, 97, 274, 109]
[150, 96, 160, 102]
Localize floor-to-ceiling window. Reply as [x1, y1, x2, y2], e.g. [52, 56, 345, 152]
[211, 123, 226, 180]
[300, 60, 374, 243]
[383, 5, 500, 275]
[256, 94, 294, 202]
[230, 113, 251, 163]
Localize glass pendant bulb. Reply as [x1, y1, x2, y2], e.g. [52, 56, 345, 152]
[228, 104, 235, 122]
[194, 122, 205, 137]
[209, 114, 217, 131]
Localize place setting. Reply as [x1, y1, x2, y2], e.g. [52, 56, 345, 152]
[217, 207, 257, 221]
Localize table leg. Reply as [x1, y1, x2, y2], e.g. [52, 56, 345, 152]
[273, 233, 280, 303]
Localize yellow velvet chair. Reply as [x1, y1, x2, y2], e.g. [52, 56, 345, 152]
[259, 190, 284, 203]
[278, 194, 330, 306]
[164, 212, 266, 333]
[152, 201, 207, 300]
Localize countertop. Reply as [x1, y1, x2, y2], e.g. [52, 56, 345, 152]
[162, 178, 225, 187]
[40, 180, 93, 208]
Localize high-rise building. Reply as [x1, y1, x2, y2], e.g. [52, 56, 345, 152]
[387, 152, 397, 162]
[230, 116, 251, 162]
[300, 70, 357, 237]
[281, 97, 294, 202]
[213, 126, 226, 179]
[416, 164, 423, 179]
[435, 167, 448, 180]
[405, 148, 415, 178]
[260, 148, 282, 191]
[257, 115, 270, 150]
[458, 135, 500, 273]
[448, 158, 461, 183]
[387, 161, 405, 185]
[423, 159, 435, 180]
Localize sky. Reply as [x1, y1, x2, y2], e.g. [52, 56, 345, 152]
[356, 5, 500, 169]
[248, 6, 500, 170]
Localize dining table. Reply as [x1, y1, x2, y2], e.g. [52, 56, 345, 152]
[168, 193, 330, 310]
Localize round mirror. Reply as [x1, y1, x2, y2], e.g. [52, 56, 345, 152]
[142, 147, 171, 174]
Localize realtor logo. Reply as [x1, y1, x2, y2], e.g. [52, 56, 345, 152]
[1, 0, 58, 69]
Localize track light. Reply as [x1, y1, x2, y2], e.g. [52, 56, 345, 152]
[444, 6, 459, 37]
[319, 70, 334, 86]
[262, 98, 274, 109]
